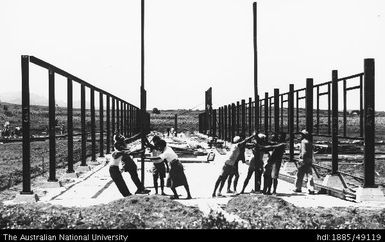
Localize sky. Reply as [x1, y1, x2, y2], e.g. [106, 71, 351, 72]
[0, 0, 384, 111]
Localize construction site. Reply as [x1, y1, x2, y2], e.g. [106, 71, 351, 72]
[1, 0, 385, 237]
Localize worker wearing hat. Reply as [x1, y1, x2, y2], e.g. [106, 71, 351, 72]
[212, 133, 256, 197]
[226, 135, 247, 194]
[293, 129, 315, 194]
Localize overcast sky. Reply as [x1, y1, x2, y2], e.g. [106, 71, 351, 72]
[0, 0, 384, 111]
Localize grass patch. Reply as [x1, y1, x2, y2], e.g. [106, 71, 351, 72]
[224, 195, 385, 229]
[0, 195, 204, 229]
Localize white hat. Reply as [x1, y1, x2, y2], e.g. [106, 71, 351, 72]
[233, 136, 241, 143]
[300, 129, 309, 135]
[257, 133, 266, 139]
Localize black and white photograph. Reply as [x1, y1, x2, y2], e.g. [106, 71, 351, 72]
[0, 0, 385, 238]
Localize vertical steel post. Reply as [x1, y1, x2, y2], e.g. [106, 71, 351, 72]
[116, 100, 120, 134]
[174, 114, 178, 136]
[99, 92, 104, 157]
[253, 2, 258, 105]
[236, 101, 240, 135]
[332, 71, 339, 174]
[359, 75, 363, 137]
[222, 107, 225, 139]
[274, 89, 279, 135]
[296, 91, 299, 133]
[306, 79, 313, 142]
[81, 84, 87, 166]
[317, 86, 320, 135]
[141, 0, 147, 186]
[112, 98, 115, 139]
[122, 102, 127, 137]
[128, 105, 132, 137]
[256, 99, 264, 132]
[264, 92, 268, 136]
[280, 95, 283, 131]
[289, 84, 294, 162]
[21, 55, 32, 194]
[241, 99, 246, 137]
[67, 78, 74, 173]
[343, 79, 347, 137]
[91, 88, 96, 161]
[328, 83, 331, 135]
[126, 103, 129, 136]
[106, 95, 111, 154]
[256, 95, 259, 133]
[218, 108, 222, 139]
[227, 104, 233, 141]
[120, 101, 124, 135]
[48, 69, 57, 182]
[224, 106, 228, 141]
[363, 58, 375, 188]
[231, 103, 236, 139]
[213, 109, 217, 137]
[269, 97, 272, 132]
[248, 98, 252, 135]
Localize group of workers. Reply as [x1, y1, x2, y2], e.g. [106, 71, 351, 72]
[109, 132, 192, 199]
[109, 129, 315, 200]
[212, 129, 315, 197]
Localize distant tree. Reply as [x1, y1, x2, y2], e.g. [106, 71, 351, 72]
[3, 105, 8, 111]
[152, 108, 161, 114]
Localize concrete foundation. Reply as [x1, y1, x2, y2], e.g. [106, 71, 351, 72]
[77, 165, 91, 172]
[322, 175, 345, 190]
[41, 180, 62, 188]
[12, 193, 39, 203]
[355, 187, 385, 202]
[62, 172, 79, 179]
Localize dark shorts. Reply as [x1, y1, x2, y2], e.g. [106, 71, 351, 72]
[298, 162, 313, 174]
[264, 163, 272, 178]
[220, 164, 236, 178]
[249, 157, 264, 172]
[167, 160, 188, 188]
[153, 162, 166, 179]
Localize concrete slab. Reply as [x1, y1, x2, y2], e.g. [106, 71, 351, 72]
[62, 172, 79, 179]
[77, 166, 91, 172]
[356, 187, 385, 203]
[322, 174, 346, 190]
[6, 193, 39, 204]
[40, 181, 62, 188]
[19, 133, 385, 215]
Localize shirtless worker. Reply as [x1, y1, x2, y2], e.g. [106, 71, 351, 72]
[240, 133, 268, 194]
[261, 132, 287, 195]
[212, 132, 256, 197]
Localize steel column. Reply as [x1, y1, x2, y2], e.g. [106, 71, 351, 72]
[67, 78, 74, 173]
[305, 79, 313, 141]
[48, 69, 57, 182]
[332, 71, 339, 174]
[80, 84, 87, 166]
[91, 88, 96, 161]
[21, 55, 32, 194]
[363, 59, 375, 188]
[99, 92, 104, 157]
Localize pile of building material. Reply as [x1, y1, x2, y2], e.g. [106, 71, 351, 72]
[314, 142, 363, 154]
